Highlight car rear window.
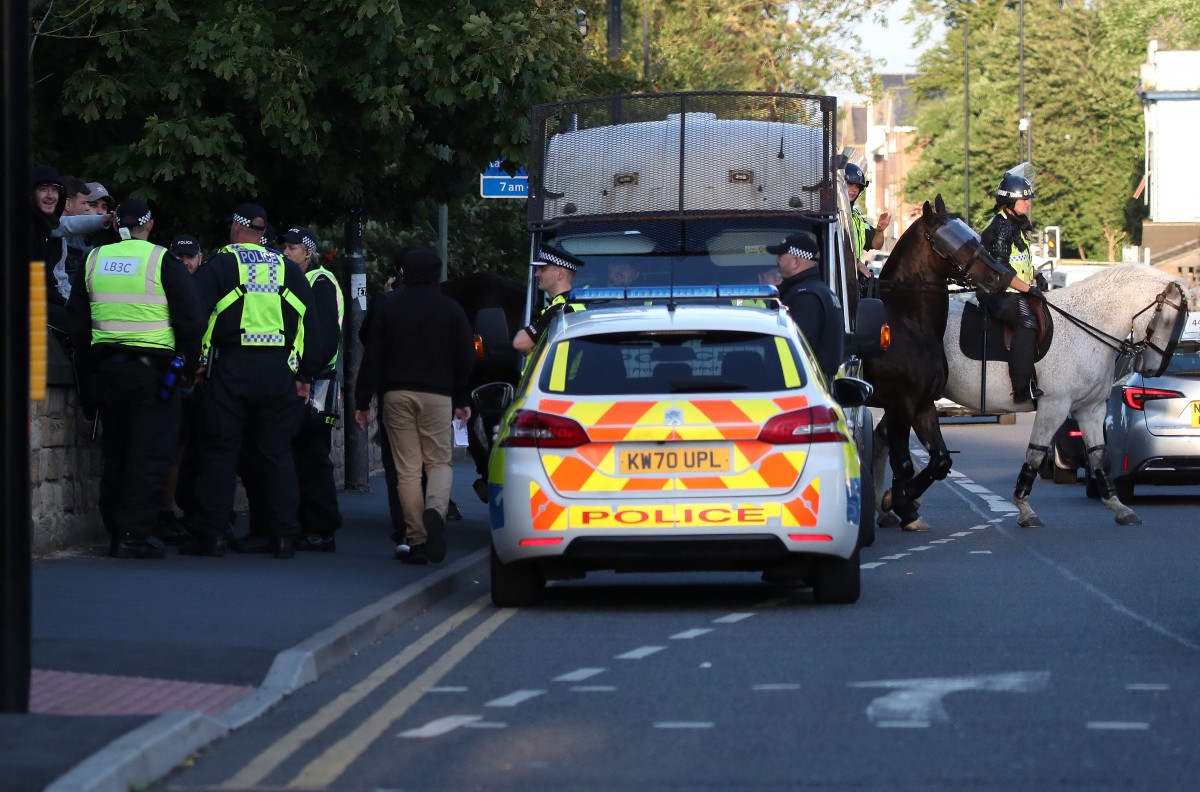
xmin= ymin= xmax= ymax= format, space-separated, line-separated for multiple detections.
xmin=538 ymin=330 xmax=806 ymax=396
xmin=1166 ymin=344 xmax=1200 ymax=376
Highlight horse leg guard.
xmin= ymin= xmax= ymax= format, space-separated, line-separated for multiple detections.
xmin=1013 ymin=462 xmax=1044 ymax=528
xmin=1089 ymin=450 xmax=1142 ymax=526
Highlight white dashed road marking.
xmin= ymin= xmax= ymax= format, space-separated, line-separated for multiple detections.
xmin=554 ymin=668 xmax=605 ymax=682
xmin=671 ymin=628 xmax=714 ymax=640
xmin=1087 ymin=722 xmax=1150 ymax=731
xmin=399 ymin=715 xmax=482 ymax=738
xmin=654 ymin=722 xmax=713 ymax=729
xmin=485 ymin=690 xmax=545 ymax=707
xmin=1126 ymin=683 xmax=1169 ymax=691
xmin=752 ymin=684 xmax=802 ymax=691
xmin=425 ymin=686 xmax=468 ymax=693
xmin=570 ymin=685 xmax=617 ymax=692
xmin=617 ymin=646 xmax=666 ymax=660
xmin=969 ymin=551 xmax=993 ymax=554
xmin=860 ymin=562 xmax=886 ymax=569
xmin=713 ymin=613 xmax=755 ymax=624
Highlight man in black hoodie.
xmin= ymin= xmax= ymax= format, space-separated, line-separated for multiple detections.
xmin=354 ymin=247 xmax=473 ymax=565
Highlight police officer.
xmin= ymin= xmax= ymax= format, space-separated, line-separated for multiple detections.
xmin=846 ymin=163 xmax=889 ymax=291
xmin=181 ymin=203 xmax=321 ymax=558
xmin=66 ymin=199 xmax=203 ymax=558
xmin=512 ymin=245 xmax=586 ymax=354
xmin=979 ymin=171 xmax=1045 ymax=404
xmin=282 ymin=225 xmax=344 ymax=551
xmin=768 ymin=231 xmax=843 ymax=379
xmin=170 ymin=234 xmax=204 ymax=274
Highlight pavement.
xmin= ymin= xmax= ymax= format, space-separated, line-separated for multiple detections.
xmin=0 ymin=458 xmax=493 ymax=792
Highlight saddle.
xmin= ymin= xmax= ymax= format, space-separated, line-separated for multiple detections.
xmin=958 ymin=296 xmax=1054 ymax=362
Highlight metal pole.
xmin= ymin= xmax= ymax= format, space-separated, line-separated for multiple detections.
xmin=608 ymin=0 xmax=622 ymax=61
xmin=1018 ymin=0 xmax=1025 ymax=162
xmin=641 ymin=10 xmax=650 ymax=81
xmin=963 ymin=19 xmax=970 ymax=220
xmin=2 ymin=0 xmax=32 ymax=714
xmin=342 ymin=209 xmax=369 ymax=491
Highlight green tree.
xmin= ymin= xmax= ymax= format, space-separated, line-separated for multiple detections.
xmin=905 ymin=0 xmax=1200 ymax=259
xmin=31 ymin=0 xmax=594 ymax=253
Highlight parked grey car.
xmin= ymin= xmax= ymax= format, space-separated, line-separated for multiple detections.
xmin=1088 ymin=317 xmax=1200 ymax=500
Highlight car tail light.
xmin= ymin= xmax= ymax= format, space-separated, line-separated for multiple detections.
xmin=758 ymin=406 xmax=845 ymax=444
xmin=500 ymin=409 xmax=589 ymax=448
xmin=1122 ymin=385 xmax=1184 ymax=411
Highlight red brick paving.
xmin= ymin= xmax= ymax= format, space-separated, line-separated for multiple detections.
xmin=30 ymin=669 xmax=253 ymax=716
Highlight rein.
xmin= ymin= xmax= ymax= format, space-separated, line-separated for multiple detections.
xmin=1041 ymin=284 xmax=1185 ymax=358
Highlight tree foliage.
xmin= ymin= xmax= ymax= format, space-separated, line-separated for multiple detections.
xmin=32 ymin=0 xmax=591 ymax=254
xmin=904 ymin=0 xmax=1200 ymax=260
xmin=31 ymin=0 xmax=899 ymax=278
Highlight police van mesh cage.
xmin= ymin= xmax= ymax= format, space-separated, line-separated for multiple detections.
xmin=527 ymin=91 xmax=837 ymax=228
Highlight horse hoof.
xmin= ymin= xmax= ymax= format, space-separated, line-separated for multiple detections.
xmin=881 ymin=489 xmax=893 ymax=512
xmin=901 ymin=518 xmax=931 ymax=532
xmin=1018 ymin=515 xmax=1045 ymax=528
xmin=1116 ymin=511 xmax=1142 ymax=526
xmin=877 ymin=513 xmax=900 ymax=528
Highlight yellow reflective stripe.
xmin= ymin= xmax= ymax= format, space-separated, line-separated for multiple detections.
xmin=91 ymin=292 xmax=168 ymax=305
xmin=548 ymin=341 xmax=570 ymax=392
xmin=776 ymin=337 xmax=801 ymax=387
xmin=94 ymin=319 xmax=171 ymax=332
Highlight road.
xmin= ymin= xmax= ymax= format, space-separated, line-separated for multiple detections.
xmin=158 ymin=415 xmax=1200 ymax=791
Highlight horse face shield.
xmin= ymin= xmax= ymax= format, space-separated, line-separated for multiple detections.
xmin=930 ymin=219 xmax=1015 ymax=295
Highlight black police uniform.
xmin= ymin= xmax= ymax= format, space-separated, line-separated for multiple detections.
xmin=979 ymin=210 xmax=1040 ymax=400
xmin=185 ymin=243 xmax=321 ymax=556
xmin=65 ymin=236 xmax=203 ymax=557
xmin=779 ymin=267 xmax=844 ymax=380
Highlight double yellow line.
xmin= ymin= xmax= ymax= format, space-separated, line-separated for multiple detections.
xmin=220 ymin=595 xmax=515 ymax=790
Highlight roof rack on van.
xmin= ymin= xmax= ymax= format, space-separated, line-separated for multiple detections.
xmin=568 ymin=284 xmax=781 ymax=308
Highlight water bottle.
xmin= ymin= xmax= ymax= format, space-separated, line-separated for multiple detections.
xmin=159 ymin=355 xmax=185 ymax=401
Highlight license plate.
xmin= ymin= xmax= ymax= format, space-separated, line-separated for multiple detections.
xmin=1191 ymin=401 xmax=1200 ymax=428
xmin=618 ymin=448 xmax=730 ymax=474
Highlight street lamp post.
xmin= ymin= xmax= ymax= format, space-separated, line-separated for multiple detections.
xmin=964 ymin=18 xmax=971 ymax=221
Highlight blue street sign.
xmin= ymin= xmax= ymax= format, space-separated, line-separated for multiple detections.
xmin=481 ymin=159 xmax=528 ymax=199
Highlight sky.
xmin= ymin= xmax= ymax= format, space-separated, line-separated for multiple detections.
xmin=838 ymin=2 xmax=944 ymax=100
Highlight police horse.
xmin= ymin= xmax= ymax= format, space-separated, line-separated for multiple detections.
xmin=866 ymin=196 xmax=1189 ymax=530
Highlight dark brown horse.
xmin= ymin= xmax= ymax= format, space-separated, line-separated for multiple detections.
xmin=862 ymin=196 xmax=1014 ymax=531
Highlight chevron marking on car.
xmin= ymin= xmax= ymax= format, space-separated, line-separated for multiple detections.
xmin=540 ymin=445 xmax=809 ymax=493
xmin=529 ymin=482 xmax=569 ymax=531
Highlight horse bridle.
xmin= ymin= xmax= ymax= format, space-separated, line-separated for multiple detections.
xmin=878 ymin=216 xmax=1012 ymax=294
xmin=1042 ymin=280 xmax=1188 ymax=361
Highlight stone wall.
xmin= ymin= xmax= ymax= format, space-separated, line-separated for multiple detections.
xmin=29 ymin=341 xmax=382 ymax=557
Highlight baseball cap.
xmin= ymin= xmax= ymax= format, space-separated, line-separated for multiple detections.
xmin=765 ymin=232 xmax=820 ymax=260
xmin=531 ymin=245 xmax=585 ymax=272
xmin=230 ymin=202 xmax=268 ymax=231
xmin=116 ymin=198 xmax=153 ymax=228
xmin=170 ymin=234 xmax=201 ymax=256
xmin=85 ymin=182 xmax=113 ymax=209
xmin=281 ymin=226 xmax=318 ymax=252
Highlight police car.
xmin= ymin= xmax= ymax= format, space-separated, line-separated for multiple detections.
xmin=487 ymin=287 xmax=872 ymax=607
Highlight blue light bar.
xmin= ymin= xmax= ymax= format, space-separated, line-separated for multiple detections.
xmin=572 ymin=287 xmax=627 ymax=300
xmin=718 ymin=284 xmax=779 ymax=299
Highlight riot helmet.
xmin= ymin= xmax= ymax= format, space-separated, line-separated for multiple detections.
xmin=996 ymin=173 xmax=1034 ymax=203
xmin=845 ymin=162 xmax=869 ymax=189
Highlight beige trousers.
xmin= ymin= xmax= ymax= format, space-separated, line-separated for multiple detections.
xmin=381 ymin=390 xmax=453 ymax=545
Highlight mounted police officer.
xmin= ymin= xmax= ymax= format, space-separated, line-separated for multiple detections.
xmin=182 ymin=203 xmax=321 ymax=558
xmin=512 ymin=245 xmax=586 ymax=354
xmin=978 ymin=171 xmax=1045 ymax=404
xmin=768 ymin=231 xmax=843 ymax=380
xmin=282 ymin=225 xmax=345 ymax=551
xmin=66 ymin=199 xmax=203 ymax=558
xmin=846 ymin=162 xmax=889 ymax=293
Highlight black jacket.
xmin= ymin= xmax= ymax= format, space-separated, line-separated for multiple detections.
xmin=354 ymin=282 xmax=474 ymax=411
xmin=780 ymin=267 xmax=844 ymax=379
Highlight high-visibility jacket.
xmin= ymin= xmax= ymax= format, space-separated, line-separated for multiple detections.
xmin=201 ymin=244 xmax=307 ymax=372
xmin=993 ymin=211 xmax=1034 ymax=291
xmin=851 ymin=207 xmax=870 ymax=262
xmin=85 ymin=239 xmax=174 ymax=351
xmin=306 ymin=264 xmax=344 ymax=371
